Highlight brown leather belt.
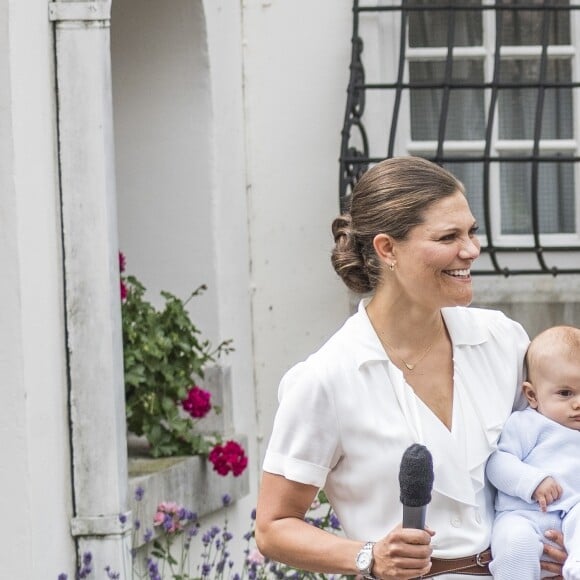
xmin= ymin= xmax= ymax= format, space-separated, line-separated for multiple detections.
xmin=422 ymin=548 xmax=492 ymax=578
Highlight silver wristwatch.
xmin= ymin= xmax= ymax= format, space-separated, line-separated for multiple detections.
xmin=355 ymin=541 xmax=376 ymax=579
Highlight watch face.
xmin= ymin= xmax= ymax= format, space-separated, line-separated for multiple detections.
xmin=356 ymin=552 xmax=372 ymax=570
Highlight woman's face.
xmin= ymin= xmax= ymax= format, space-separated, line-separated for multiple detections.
xmin=389 ymin=191 xmax=481 ymax=309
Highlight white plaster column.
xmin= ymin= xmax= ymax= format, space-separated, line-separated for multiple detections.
xmin=50 ymin=0 xmax=131 ymax=575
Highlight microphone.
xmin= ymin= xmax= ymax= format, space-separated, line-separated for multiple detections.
xmin=399 ymin=443 xmax=434 ymax=529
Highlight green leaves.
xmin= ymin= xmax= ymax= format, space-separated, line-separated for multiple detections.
xmin=121 ymin=274 xmax=232 ymax=458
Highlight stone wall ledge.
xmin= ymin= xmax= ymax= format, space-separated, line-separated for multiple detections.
xmin=128 ymin=434 xmax=249 ymax=548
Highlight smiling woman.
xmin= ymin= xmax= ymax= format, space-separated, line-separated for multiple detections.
xmin=255 ymin=156 xmax=568 ymax=580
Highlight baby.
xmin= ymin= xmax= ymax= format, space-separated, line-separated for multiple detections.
xmin=486 ymin=325 xmax=580 ymax=580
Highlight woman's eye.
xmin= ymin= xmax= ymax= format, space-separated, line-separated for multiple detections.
xmin=470 ymin=225 xmax=480 ymax=236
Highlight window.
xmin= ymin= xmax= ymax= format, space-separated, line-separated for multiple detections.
xmin=340 ymin=0 xmax=580 ymax=275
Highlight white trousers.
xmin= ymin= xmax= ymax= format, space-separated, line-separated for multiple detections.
xmin=490 ymin=504 xmax=580 ymax=580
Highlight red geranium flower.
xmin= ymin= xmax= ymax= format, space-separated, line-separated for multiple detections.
xmin=181 ymin=385 xmax=212 ymax=419
xmin=119 ymin=251 xmax=126 ymax=273
xmin=120 ymin=279 xmax=128 ymax=301
xmin=208 ymin=440 xmax=248 ymax=477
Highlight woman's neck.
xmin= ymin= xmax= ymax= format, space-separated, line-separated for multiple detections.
xmin=365 ymin=292 xmax=444 ymax=348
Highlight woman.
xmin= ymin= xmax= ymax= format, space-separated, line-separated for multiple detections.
xmin=255 ymin=157 xmax=566 ymax=579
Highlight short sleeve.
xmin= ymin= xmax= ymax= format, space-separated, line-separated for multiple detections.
xmin=262 ymin=359 xmax=342 ymax=488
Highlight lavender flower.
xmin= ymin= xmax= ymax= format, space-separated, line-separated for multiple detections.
xmin=201 ymin=563 xmax=212 ymax=577
xmin=202 ymin=530 xmax=212 ymax=546
xmin=105 ymin=565 xmax=120 ymax=579
xmin=77 ymin=552 xmax=93 ymax=579
xmin=134 ymin=486 xmax=145 ymax=501
xmin=147 ymin=558 xmax=161 ymax=580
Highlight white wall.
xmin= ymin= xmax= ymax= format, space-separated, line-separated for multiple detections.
xmin=203 ymin=0 xmax=259 ymax=519
xmin=0 ymin=1 xmax=74 ymax=577
xmin=112 ymin=0 xmax=219 ymax=339
xmin=241 ymin=0 xmax=353 ymax=458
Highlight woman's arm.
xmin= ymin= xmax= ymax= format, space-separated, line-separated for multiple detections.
xmin=255 ymin=472 xmax=433 ymax=579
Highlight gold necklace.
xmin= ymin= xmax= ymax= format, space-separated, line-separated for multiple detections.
xmin=380 ymin=319 xmax=443 ymax=372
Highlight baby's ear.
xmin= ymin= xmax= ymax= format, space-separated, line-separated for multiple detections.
xmin=522 ymin=381 xmax=539 ymax=408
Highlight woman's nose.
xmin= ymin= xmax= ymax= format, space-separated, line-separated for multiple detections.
xmin=459 ymin=236 xmax=481 ymax=260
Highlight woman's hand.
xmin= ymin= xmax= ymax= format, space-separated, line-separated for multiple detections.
xmin=371 ymin=525 xmax=434 ymax=579
xmin=541 ymin=529 xmax=567 ymax=579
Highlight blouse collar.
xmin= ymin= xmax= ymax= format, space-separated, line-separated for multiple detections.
xmin=352 ymin=298 xmax=489 ymax=369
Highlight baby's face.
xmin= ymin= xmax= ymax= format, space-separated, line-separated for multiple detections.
xmin=528 ymin=356 xmax=580 ymax=430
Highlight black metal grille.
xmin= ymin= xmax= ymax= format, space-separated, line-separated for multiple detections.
xmin=339 ymin=1 xmax=580 ymax=276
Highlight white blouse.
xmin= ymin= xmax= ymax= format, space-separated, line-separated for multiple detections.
xmin=263 ymin=299 xmax=530 ymax=578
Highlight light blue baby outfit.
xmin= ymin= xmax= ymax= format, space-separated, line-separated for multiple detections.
xmin=486 ymin=407 xmax=580 ymax=579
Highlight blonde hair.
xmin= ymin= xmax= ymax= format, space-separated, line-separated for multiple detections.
xmin=525 ymin=325 xmax=580 ymax=383
xmin=331 ymin=157 xmax=464 ymax=293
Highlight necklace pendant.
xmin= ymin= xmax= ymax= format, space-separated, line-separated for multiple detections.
xmin=404 ymin=361 xmax=415 ymax=371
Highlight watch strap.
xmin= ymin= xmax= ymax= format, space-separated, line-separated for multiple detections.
xmin=356 ymin=541 xmax=376 ymax=577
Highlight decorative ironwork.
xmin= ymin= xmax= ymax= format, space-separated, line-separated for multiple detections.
xmin=339 ymin=0 xmax=580 ymax=275
xmin=339 ymin=35 xmax=369 ymax=212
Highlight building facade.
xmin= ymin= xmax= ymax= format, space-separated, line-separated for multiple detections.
xmin=1 ymin=1 xmax=578 ymax=577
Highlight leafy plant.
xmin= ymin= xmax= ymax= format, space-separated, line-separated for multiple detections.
xmin=120 ymin=253 xmax=239 ymax=462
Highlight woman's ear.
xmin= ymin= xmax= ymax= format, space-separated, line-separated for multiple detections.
xmin=522 ymin=381 xmax=539 ymax=408
xmin=372 ymin=233 xmax=396 ymax=265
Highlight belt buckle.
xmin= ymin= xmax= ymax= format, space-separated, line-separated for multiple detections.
xmin=476 ymin=550 xmax=491 ymax=567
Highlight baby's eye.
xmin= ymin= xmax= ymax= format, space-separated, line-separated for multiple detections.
xmin=558 ymin=389 xmax=573 ymax=397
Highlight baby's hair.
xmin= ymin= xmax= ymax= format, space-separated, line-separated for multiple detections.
xmin=331 ymin=156 xmax=464 ymax=294
xmin=525 ymin=325 xmax=580 ymax=383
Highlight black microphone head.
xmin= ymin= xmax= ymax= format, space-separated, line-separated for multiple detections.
xmin=399 ymin=443 xmax=434 ymax=507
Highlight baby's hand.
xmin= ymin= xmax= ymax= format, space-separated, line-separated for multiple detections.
xmin=532 ymin=477 xmax=562 ymax=512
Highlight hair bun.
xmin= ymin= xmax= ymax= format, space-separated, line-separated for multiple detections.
xmin=332 ymin=214 xmax=353 ymax=244
xmin=331 ymin=213 xmax=372 ymax=294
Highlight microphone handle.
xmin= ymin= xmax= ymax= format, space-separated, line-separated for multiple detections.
xmin=402 ymin=504 xmax=426 ymax=529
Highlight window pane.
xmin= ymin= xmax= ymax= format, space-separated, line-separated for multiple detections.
xmin=444 ymin=161 xmax=486 ymax=235
xmin=408 ymin=0 xmax=483 ymax=48
xmin=410 ymin=60 xmax=485 ymax=140
xmin=499 ymin=0 xmax=570 ymax=46
xmin=498 ymin=58 xmax=573 ymax=139
xmin=500 ymin=160 xmax=576 ymax=234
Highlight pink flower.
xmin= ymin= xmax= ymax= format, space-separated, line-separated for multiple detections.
xmin=158 ymin=501 xmax=179 ymax=514
xmin=208 ymin=440 xmax=248 ymax=477
xmin=181 ymin=386 xmax=212 ymax=419
xmin=119 ymin=251 xmax=126 ymax=273
xmin=153 ymin=501 xmax=192 ymax=534
xmin=247 ymin=548 xmax=265 ymax=565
